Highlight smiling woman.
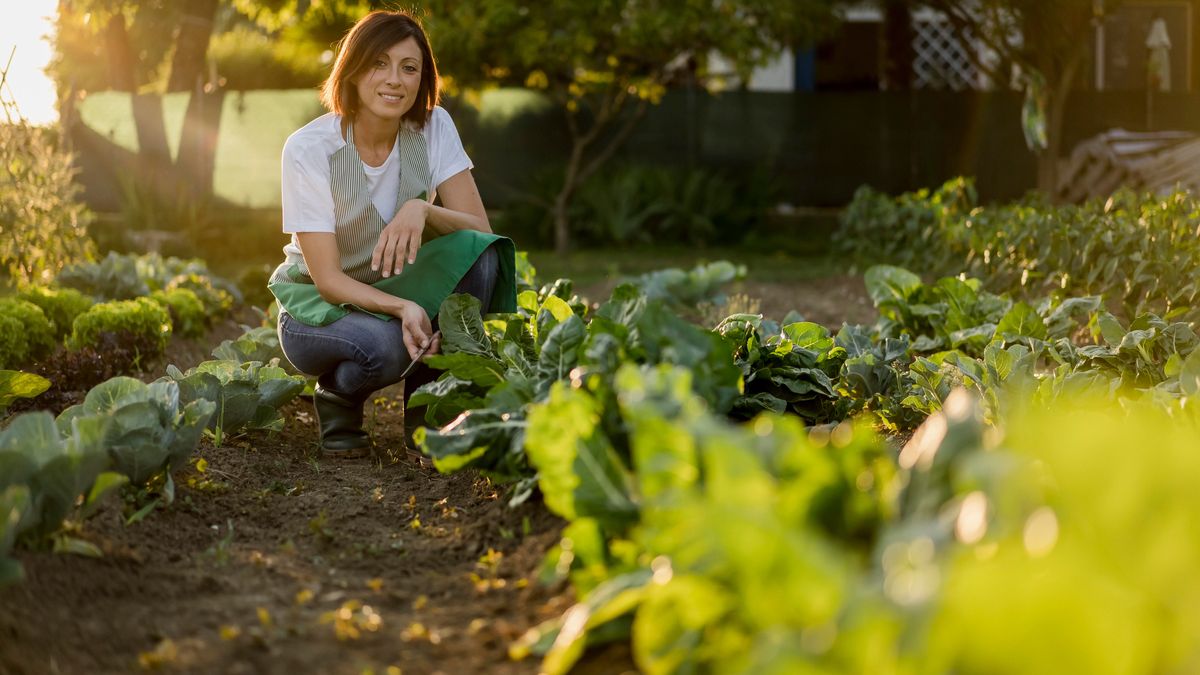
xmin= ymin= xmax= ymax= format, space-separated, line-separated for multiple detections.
xmin=0 ymin=0 xmax=57 ymax=125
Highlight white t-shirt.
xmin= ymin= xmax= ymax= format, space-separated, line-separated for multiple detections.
xmin=280 ymin=106 xmax=473 ymax=235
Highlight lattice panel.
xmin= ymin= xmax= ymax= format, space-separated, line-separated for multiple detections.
xmin=913 ymin=19 xmax=982 ymax=91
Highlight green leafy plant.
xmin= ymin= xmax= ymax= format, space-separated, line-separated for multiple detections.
xmin=0 ymin=299 xmax=56 ymax=366
xmin=57 ymin=251 xmax=149 ymax=301
xmin=56 ymin=376 xmax=215 ymax=490
xmin=0 ymin=120 xmax=94 ymax=287
xmin=66 ymin=297 xmax=173 ymax=357
xmin=0 ymin=370 xmax=51 ymax=415
xmin=16 ymin=286 xmax=93 ymax=340
xmin=150 ymin=288 xmax=207 ymax=338
xmin=165 ymin=360 xmax=305 ymax=446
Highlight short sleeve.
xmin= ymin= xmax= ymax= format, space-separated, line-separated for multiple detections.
xmin=280 ymin=135 xmax=336 ymax=234
xmin=429 ymin=107 xmax=474 ymax=190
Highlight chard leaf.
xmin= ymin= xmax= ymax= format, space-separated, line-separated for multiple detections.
xmin=537 ymin=314 xmax=586 ymax=383
xmin=409 ymin=374 xmax=486 ymax=427
xmin=781 ymin=322 xmax=833 ymax=351
xmin=864 ymin=265 xmax=922 ymax=307
xmin=525 ymin=383 xmax=637 ymax=531
xmin=439 ymin=293 xmax=492 ymax=356
xmin=997 ymin=302 xmax=1048 ymax=341
xmin=0 ymin=371 xmax=50 ymax=411
xmin=595 ymin=284 xmax=646 ymax=330
xmin=418 ymin=407 xmax=526 ymax=478
xmin=733 ymin=392 xmax=788 ymax=416
xmin=423 ymin=353 xmax=506 ymax=387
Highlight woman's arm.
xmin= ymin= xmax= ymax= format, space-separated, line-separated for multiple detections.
xmin=297 ymin=231 xmax=435 ymax=358
xmin=424 ymin=168 xmax=491 ymax=235
xmin=373 ymin=167 xmax=491 ymax=276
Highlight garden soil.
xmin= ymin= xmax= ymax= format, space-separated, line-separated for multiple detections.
xmin=0 ymin=277 xmax=873 ymax=675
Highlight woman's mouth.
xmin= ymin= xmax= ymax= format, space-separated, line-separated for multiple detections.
xmin=379 ymin=93 xmax=403 ymax=103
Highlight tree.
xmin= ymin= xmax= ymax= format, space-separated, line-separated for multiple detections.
xmin=921 ymin=0 xmax=1115 ymax=195
xmin=52 ymin=0 xmax=225 ymax=208
xmin=423 ymin=1 xmax=839 ymax=253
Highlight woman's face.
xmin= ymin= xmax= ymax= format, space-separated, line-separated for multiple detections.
xmin=352 ymin=37 xmax=423 ymax=124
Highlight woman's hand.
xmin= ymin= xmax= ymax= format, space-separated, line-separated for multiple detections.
xmin=372 ymin=199 xmax=428 ymax=277
xmin=395 ymin=299 xmax=435 ymax=361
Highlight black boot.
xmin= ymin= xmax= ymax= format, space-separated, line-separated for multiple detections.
xmin=313 ymin=386 xmax=371 ymax=457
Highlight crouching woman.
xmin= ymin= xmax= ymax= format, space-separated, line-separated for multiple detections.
xmin=268 ymin=10 xmax=515 ymax=457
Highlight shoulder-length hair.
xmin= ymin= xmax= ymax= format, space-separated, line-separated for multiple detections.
xmin=320 ymin=11 xmax=439 ymax=130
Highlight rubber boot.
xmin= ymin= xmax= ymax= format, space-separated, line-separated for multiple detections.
xmin=313 ymin=386 xmax=371 ymax=457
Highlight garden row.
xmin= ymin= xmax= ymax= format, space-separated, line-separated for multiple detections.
xmin=406 ymin=186 xmax=1200 ymax=673
xmin=835 ymin=177 xmax=1200 ymax=321
xmin=0 ymin=251 xmax=242 ymax=373
xmin=0 ymin=282 xmax=302 ymax=586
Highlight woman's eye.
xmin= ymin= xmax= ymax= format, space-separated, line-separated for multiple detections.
xmin=374 ymin=60 xmax=386 ymax=68
xmin=403 ymin=65 xmax=418 ymax=73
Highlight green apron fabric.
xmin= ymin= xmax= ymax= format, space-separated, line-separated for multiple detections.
xmin=270 ymin=230 xmax=516 ymax=325
xmin=268 ymin=119 xmax=516 ymax=326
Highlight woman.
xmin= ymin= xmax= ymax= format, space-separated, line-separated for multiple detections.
xmin=269 ymin=10 xmax=515 ymax=458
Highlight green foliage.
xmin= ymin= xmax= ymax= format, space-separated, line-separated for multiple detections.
xmin=58 ymin=251 xmax=240 ymax=311
xmin=208 ymin=24 xmax=328 ymax=90
xmin=413 ymin=276 xmax=743 ymax=479
xmin=211 ymin=326 xmax=286 ymax=367
xmin=0 ymin=299 xmax=56 ymax=366
xmin=0 ymin=122 xmax=94 ymax=287
xmin=0 ymin=371 xmax=51 ymax=415
xmin=518 ymin=361 xmax=1200 ymax=674
xmin=166 ymin=273 xmax=235 ymax=316
xmin=67 ymin=297 xmax=173 ymax=356
xmin=17 ymin=286 xmax=93 ymax=340
xmin=57 ymin=251 xmax=150 ymax=300
xmin=56 ymin=377 xmax=215 ymax=488
xmin=836 ymin=180 xmax=1200 ymax=321
xmin=150 ymin=288 xmax=207 ymax=338
xmin=0 ymin=409 xmax=115 ymax=545
xmin=165 ymin=360 xmax=305 ymax=443
xmin=501 ymin=164 xmax=778 ymax=247
xmin=0 ymin=316 xmax=28 ymax=372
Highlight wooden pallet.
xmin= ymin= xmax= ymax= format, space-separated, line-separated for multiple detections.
xmin=1057 ymin=129 xmax=1200 ymax=202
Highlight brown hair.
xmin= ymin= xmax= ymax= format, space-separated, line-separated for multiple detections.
xmin=320 ymin=11 xmax=439 ymax=130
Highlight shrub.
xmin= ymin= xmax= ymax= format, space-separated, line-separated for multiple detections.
xmin=166 ymin=273 xmax=233 ymax=317
xmin=16 ymin=286 xmax=93 ymax=340
xmin=0 ymin=299 xmax=55 ymax=363
xmin=67 ymin=298 xmax=172 ymax=356
xmin=149 ymin=288 xmax=207 ymax=338
xmin=0 ymin=122 xmax=94 ymax=286
xmin=0 ymin=315 xmax=29 ymax=370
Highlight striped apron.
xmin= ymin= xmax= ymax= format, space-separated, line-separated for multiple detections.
xmin=268 ymin=121 xmax=516 ymax=326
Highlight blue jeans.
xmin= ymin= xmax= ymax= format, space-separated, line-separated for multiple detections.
xmin=278 ymin=245 xmax=499 ymax=404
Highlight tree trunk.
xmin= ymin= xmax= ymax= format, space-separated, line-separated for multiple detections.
xmin=1037 ymin=45 xmax=1086 ymax=199
xmin=166 ymin=0 xmax=219 ymax=92
xmin=552 ymin=141 xmax=585 ymax=255
xmin=176 ymin=87 xmax=225 ymax=201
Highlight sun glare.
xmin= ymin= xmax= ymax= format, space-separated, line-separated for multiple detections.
xmin=0 ymin=0 xmax=58 ymax=125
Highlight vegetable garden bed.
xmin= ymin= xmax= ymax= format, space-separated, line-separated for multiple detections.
xmin=0 ymin=276 xmax=848 ymax=674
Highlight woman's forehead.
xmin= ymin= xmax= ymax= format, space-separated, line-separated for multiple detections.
xmin=378 ymin=38 xmax=422 ymax=61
